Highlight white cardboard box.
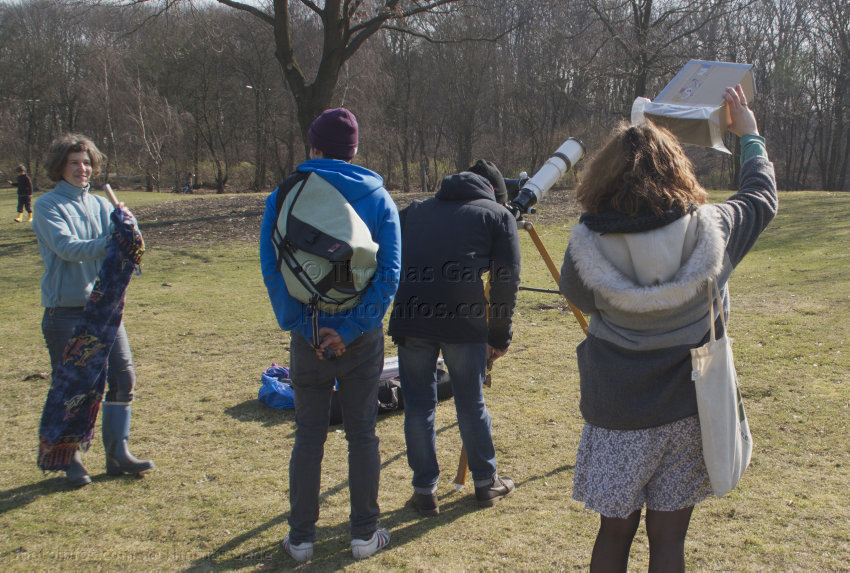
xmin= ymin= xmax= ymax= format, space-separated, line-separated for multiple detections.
xmin=631 ymin=60 xmax=755 ymax=154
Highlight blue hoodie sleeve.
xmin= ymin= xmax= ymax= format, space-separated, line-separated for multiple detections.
xmin=259 ymin=189 xmax=305 ymax=332
xmin=333 ymin=191 xmax=401 ymax=346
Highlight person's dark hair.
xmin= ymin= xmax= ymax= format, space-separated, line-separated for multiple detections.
xmin=576 ymin=121 xmax=707 ymax=216
xmin=44 ymin=133 xmax=104 ymax=183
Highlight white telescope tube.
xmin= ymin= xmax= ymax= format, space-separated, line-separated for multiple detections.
xmin=511 ymin=137 xmax=586 ymax=215
xmin=523 ymin=137 xmax=585 ymax=201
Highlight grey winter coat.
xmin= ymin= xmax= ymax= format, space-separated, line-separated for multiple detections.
xmin=559 ymin=153 xmax=777 ymax=430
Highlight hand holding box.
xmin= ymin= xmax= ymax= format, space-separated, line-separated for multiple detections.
xmin=631 ymin=60 xmax=755 ymax=154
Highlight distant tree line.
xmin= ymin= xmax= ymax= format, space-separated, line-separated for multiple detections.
xmin=0 ymin=0 xmax=847 ymax=193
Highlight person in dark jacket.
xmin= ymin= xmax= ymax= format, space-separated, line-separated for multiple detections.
xmin=11 ymin=164 xmax=33 ymax=222
xmin=388 ymin=159 xmax=521 ymax=515
xmin=559 ymin=85 xmax=776 ymax=571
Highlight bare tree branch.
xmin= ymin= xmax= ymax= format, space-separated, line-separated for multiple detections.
xmin=214 ymin=0 xmax=274 ymax=25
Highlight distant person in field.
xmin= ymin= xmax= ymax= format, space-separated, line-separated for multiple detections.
xmin=10 ymin=164 xmax=33 ymax=222
xmin=259 ymin=108 xmax=401 ymax=562
xmin=32 ymin=133 xmax=154 ymax=487
xmin=183 ymin=172 xmax=194 ymax=194
xmin=558 ymin=84 xmax=777 ymax=571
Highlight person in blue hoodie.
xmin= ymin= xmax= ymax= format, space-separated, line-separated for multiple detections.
xmin=259 ymin=108 xmax=401 ymax=562
xmin=32 ymin=133 xmax=154 ymax=487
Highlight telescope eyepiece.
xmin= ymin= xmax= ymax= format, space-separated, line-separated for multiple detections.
xmin=503 ymin=176 xmax=529 ymax=202
xmin=509 ymin=188 xmax=538 ymax=219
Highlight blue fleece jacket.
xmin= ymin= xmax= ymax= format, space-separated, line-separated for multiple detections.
xmin=259 ymin=159 xmax=401 ymax=346
xmin=32 ymin=180 xmax=114 ymax=307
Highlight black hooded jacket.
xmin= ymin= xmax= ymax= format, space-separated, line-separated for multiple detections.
xmin=388 ymin=172 xmax=521 ymax=348
xmin=15 ymin=173 xmax=32 ymax=197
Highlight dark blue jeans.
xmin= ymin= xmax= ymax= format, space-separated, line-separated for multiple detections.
xmin=287 ymin=327 xmax=384 ymax=543
xmin=41 ymin=306 xmax=135 ymax=402
xmin=398 ymin=337 xmax=497 ymax=492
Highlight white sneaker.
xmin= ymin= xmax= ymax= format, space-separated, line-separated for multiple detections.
xmin=351 ymin=527 xmax=390 ymax=560
xmin=282 ymin=534 xmax=313 ymax=562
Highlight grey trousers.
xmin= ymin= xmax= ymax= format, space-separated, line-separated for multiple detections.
xmin=286 ymin=327 xmax=384 ymax=543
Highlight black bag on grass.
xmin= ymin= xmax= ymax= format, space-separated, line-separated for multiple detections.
xmin=328 ymin=368 xmax=452 ymax=425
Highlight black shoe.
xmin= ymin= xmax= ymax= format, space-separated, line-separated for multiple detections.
xmin=475 ymin=476 xmax=514 ymax=507
xmin=409 ymin=492 xmax=439 ymax=516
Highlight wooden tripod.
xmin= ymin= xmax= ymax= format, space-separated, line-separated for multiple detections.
xmin=453 ymin=219 xmax=588 ymax=490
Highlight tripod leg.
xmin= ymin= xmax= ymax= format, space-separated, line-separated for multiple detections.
xmin=453 ymin=446 xmax=468 ymax=491
xmin=522 ymin=221 xmax=588 ymax=334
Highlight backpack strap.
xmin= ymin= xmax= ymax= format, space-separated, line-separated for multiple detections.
xmin=274 ymin=170 xmax=310 ymax=213
xmin=272 ymin=171 xmax=310 ymax=272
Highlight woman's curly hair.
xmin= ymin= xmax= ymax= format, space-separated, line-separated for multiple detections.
xmin=44 ymin=133 xmax=104 ymax=183
xmin=576 ymin=121 xmax=707 ymax=216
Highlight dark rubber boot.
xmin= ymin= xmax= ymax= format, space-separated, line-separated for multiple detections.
xmin=101 ymin=402 xmax=154 ymax=476
xmin=66 ymin=449 xmax=92 ymax=487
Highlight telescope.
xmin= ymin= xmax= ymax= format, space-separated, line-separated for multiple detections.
xmin=508 ymin=137 xmax=586 ymax=217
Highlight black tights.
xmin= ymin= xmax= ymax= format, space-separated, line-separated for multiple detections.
xmin=590 ymin=506 xmax=694 ymax=573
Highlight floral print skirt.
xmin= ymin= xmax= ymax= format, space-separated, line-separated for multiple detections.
xmin=573 ymin=415 xmax=714 ymax=518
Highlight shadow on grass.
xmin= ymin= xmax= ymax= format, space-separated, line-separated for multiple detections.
xmin=224 ymin=399 xmax=407 ymax=431
xmin=183 ymin=421 xmax=570 ymax=570
xmin=225 ymin=398 xmax=294 ymax=428
xmin=517 ymin=463 xmax=575 ymax=489
xmin=182 ymin=513 xmax=288 ymax=572
xmin=0 ymin=470 xmax=160 ymax=517
xmin=181 ymin=478 xmax=488 ymax=571
xmin=0 ymin=476 xmax=73 ymax=514
xmin=165 ymin=249 xmax=213 ymax=264
xmin=0 ymin=229 xmax=36 ymax=258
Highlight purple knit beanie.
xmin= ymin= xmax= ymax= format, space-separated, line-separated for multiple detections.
xmin=307 ymin=108 xmax=359 ymax=159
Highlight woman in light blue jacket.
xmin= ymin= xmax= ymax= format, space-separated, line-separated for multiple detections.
xmin=32 ymin=133 xmax=154 ymax=487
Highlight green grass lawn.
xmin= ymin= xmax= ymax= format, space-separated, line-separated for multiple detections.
xmin=0 ymin=187 xmax=848 ymax=571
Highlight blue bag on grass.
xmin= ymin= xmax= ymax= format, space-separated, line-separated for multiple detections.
xmin=259 ymin=364 xmax=294 ymax=409
xmin=257 ymin=359 xmax=452 ymax=423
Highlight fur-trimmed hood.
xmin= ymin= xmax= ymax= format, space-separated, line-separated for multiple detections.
xmin=567 ymin=206 xmax=725 ymax=313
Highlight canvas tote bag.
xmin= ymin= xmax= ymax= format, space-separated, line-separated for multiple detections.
xmin=691 ymin=278 xmax=753 ymax=497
